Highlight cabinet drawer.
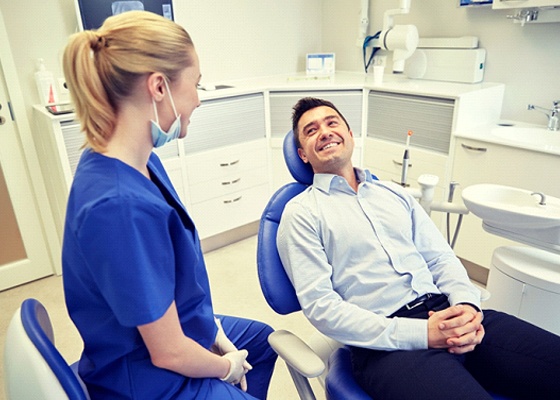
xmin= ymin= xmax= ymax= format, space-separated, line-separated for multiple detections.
xmin=191 ymin=184 xmax=270 ymax=239
xmin=189 ymin=168 xmax=269 ymax=204
xmin=364 ymin=138 xmax=447 ymax=182
xmin=185 ymin=139 xmax=267 ymax=185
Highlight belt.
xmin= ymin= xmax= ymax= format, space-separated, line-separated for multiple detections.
xmin=404 ymin=293 xmax=435 ymax=310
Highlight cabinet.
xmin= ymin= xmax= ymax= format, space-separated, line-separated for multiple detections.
xmin=450 ymin=138 xmax=560 ymax=269
xmin=493 ymin=0 xmax=560 ymax=9
xmin=32 ymin=92 xmax=269 ymax=248
xmin=364 ymin=91 xmax=455 ymax=231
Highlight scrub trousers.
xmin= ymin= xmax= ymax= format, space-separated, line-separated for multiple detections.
xmin=350 ymin=294 xmax=560 ymax=400
xmin=188 ymin=315 xmax=277 ymax=400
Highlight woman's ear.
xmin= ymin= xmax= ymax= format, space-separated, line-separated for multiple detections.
xmin=147 ymin=72 xmax=166 ymax=102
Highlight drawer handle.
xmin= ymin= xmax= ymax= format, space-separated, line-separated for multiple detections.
xmin=219 ymin=159 xmax=240 ymax=167
xmin=392 ymin=159 xmax=412 ymax=167
xmin=461 ymin=143 xmax=487 ymax=152
xmin=223 ymin=196 xmax=242 ymax=204
xmin=221 ymin=178 xmax=241 ymax=186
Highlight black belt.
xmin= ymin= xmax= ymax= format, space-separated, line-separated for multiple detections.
xmin=405 ymin=293 xmax=435 ymax=310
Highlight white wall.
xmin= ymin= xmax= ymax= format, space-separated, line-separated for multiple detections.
xmin=324 ymin=0 xmax=560 ymax=124
xmin=0 ymin=0 xmax=323 ymax=123
xmin=1 ymin=0 xmax=559 ymax=129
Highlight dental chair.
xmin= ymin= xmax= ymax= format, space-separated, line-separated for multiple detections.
xmin=257 ymin=130 xmax=372 ymax=399
xmin=257 ymin=130 xmax=511 ymax=400
xmin=3 ymin=298 xmax=90 ymax=400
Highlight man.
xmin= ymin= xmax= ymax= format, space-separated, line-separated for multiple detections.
xmin=277 ymin=97 xmax=560 ymax=400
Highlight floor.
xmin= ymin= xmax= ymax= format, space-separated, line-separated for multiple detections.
xmin=0 ymin=236 xmax=325 ymax=400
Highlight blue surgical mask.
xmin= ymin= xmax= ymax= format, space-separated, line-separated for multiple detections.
xmin=150 ymin=79 xmax=182 ymax=148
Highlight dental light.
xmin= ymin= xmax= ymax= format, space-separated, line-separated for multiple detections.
xmin=363 ymin=0 xmax=419 ymax=74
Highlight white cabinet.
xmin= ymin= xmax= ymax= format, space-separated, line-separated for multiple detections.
xmin=183 ymin=93 xmax=269 ymax=239
xmin=364 ymin=91 xmax=455 ymax=231
xmin=450 ymin=137 xmax=560 ymax=269
xmin=185 ymin=139 xmax=269 ymax=239
xmin=493 ymin=0 xmax=560 ymax=9
xmin=32 ymin=92 xmax=269 ymax=247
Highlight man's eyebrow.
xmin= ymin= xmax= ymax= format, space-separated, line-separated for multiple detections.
xmin=301 ymin=114 xmax=340 ymax=133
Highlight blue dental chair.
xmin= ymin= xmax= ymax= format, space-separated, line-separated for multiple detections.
xmin=257 ymin=130 xmax=372 ymax=399
xmin=3 ymin=298 xmax=90 ymax=400
xmin=257 ymin=130 xmax=511 ymax=400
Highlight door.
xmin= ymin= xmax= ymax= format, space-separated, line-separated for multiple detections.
xmin=0 ymin=59 xmax=53 ymax=291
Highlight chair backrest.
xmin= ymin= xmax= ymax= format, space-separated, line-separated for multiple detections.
xmin=257 ymin=130 xmax=311 ymax=314
xmin=3 ymin=298 xmax=89 ymax=400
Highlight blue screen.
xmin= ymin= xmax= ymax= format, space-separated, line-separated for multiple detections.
xmin=459 ymin=0 xmax=492 ymax=6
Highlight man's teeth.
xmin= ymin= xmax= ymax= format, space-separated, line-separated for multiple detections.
xmin=322 ymin=143 xmax=338 ymax=150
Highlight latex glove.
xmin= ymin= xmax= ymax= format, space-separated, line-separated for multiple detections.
xmin=212 ymin=318 xmax=252 ymax=391
xmin=221 ymin=350 xmax=249 ymax=386
xmin=212 ymin=318 xmax=238 ymax=355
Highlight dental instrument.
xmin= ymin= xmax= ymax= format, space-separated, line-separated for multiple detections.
xmin=400 ymin=130 xmax=413 ymax=187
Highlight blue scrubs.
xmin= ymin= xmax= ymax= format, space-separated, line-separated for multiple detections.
xmin=63 ymin=150 xmax=275 ymax=399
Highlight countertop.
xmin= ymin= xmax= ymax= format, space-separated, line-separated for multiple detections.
xmin=454 ymin=121 xmax=560 ymax=156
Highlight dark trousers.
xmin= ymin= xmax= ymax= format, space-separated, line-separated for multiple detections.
xmin=350 ymin=295 xmax=560 ymax=400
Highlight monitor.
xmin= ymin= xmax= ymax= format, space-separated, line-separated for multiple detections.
xmin=74 ymin=0 xmax=174 ymax=30
xmin=459 ymin=0 xmax=492 ymax=6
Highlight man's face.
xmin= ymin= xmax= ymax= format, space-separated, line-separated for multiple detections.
xmin=297 ymin=106 xmax=354 ymax=174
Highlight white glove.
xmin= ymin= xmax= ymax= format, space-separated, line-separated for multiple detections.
xmin=213 ymin=318 xmax=252 ymax=391
xmin=221 ymin=350 xmax=249 ymax=386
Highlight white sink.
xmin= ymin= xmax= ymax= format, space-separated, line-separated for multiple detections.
xmin=462 ymin=184 xmax=560 ymax=253
xmin=492 ymin=126 xmax=560 ymax=150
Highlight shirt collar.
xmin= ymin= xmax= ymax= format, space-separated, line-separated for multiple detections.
xmin=313 ymin=167 xmax=374 ymax=193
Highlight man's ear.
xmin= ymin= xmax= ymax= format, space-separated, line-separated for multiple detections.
xmin=297 ymin=148 xmax=309 ymax=164
xmin=147 ymin=72 xmax=166 ymax=102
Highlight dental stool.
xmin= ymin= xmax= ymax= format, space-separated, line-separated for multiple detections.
xmin=257 ymin=130 xmax=372 ymax=399
xmin=3 ymin=298 xmax=90 ymax=400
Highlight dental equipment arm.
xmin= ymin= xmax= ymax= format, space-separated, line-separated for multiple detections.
xmin=365 ymin=0 xmax=419 ymax=73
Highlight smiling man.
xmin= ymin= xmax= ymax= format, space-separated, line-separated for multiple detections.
xmin=276 ymin=97 xmax=560 ymax=400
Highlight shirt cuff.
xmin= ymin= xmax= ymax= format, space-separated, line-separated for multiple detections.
xmin=395 ymin=317 xmax=428 ymax=350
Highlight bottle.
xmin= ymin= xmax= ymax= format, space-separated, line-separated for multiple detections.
xmin=34 ymin=58 xmax=59 ymax=106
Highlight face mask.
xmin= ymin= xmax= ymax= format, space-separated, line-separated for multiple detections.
xmin=150 ymin=79 xmax=182 ymax=148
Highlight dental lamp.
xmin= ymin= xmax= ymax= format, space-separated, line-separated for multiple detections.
xmin=364 ymin=0 xmax=419 ymax=73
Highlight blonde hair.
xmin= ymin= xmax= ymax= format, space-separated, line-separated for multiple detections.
xmin=63 ymin=11 xmax=194 ymax=151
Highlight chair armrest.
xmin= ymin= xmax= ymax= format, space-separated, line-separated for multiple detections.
xmin=268 ymin=330 xmax=326 ymax=378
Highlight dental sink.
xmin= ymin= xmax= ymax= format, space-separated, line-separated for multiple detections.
xmin=491 ymin=126 xmax=560 ymax=149
xmin=462 ymin=184 xmax=560 ymax=254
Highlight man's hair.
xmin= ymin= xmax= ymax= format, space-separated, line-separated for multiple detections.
xmin=291 ymin=97 xmax=351 ymax=148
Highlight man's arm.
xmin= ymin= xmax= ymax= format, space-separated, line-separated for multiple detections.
xmin=277 ymin=200 xmax=427 ymax=351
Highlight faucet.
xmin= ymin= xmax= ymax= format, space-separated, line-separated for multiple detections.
xmin=527 ymin=100 xmax=560 ymax=131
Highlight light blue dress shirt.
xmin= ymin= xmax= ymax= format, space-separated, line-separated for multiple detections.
xmin=277 ymin=168 xmax=481 ymax=351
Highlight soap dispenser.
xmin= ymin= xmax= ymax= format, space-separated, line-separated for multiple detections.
xmin=34 ymin=58 xmax=59 ymax=106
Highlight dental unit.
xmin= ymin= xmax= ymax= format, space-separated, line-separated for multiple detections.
xmin=361 ymin=0 xmax=419 ymax=73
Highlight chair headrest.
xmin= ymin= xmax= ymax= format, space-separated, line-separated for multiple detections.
xmin=283 ymin=130 xmax=314 ymax=185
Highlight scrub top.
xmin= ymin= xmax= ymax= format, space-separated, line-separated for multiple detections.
xmin=62 ymin=150 xmax=217 ymax=399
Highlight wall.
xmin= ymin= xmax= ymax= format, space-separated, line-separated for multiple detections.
xmin=324 ymin=0 xmax=560 ymax=125
xmin=0 ymin=0 xmax=323 ymax=125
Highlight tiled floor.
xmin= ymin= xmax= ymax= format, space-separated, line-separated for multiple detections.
xmin=0 ymin=236 xmax=325 ymax=400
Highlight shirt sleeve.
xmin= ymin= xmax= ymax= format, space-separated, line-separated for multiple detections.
xmin=277 ymin=199 xmax=428 ymax=351
xmin=406 ymin=189 xmax=482 ymax=309
xmin=75 ymin=197 xmax=176 ymax=327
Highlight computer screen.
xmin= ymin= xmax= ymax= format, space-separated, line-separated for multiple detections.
xmin=459 ymin=0 xmax=492 ymax=6
xmin=74 ymin=0 xmax=174 ymax=30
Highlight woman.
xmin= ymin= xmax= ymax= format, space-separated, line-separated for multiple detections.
xmin=62 ymin=11 xmax=276 ymax=399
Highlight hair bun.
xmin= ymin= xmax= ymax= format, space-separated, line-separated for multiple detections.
xmin=90 ymin=33 xmax=107 ymax=52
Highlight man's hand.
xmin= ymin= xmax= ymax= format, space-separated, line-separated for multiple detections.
xmin=427 ymin=304 xmax=484 ymax=354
